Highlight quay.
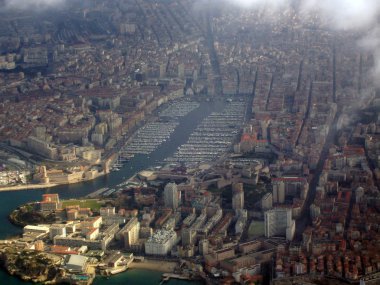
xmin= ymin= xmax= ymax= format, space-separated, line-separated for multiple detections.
xmin=86 ymin=187 xmax=109 ymax=198
xmin=161 ymin=273 xmax=192 ymax=283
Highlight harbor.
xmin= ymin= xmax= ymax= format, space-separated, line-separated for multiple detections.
xmin=0 ymin=97 xmax=247 ymax=285
xmin=166 ymin=100 xmax=247 ymax=164
xmin=161 ymin=273 xmax=192 ymax=283
xmin=107 ymin=97 xmax=248 ymax=175
xmin=122 ymin=121 xmax=179 ymax=156
xmin=121 ymin=99 xmax=202 ymax=157
xmin=116 ymin=97 xmax=248 ymax=168
xmin=158 ymin=100 xmax=200 ymax=118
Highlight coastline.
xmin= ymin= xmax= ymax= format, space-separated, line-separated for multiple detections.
xmin=0 ymin=97 xmax=209 ymax=194
xmin=0 ymin=99 xmax=220 ymax=285
xmin=129 ymin=259 xmax=178 ymax=273
xmin=0 ymin=183 xmax=59 ymax=192
xmin=0 ymin=169 xmax=109 ymax=192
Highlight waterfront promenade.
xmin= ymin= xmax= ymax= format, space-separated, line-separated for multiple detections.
xmin=129 ymin=259 xmax=177 ymax=273
xmin=0 ymin=183 xmax=58 ymax=192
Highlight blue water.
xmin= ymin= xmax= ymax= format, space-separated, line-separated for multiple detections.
xmin=0 ymin=268 xmax=203 ymax=285
xmin=0 ymin=100 xmax=224 ymax=284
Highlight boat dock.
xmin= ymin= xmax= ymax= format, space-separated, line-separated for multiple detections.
xmin=122 ymin=99 xmax=202 ymax=157
xmin=86 ymin=187 xmax=109 ymax=198
xmin=165 ymin=100 xmax=247 ymax=165
xmin=160 ymin=273 xmax=192 ymax=284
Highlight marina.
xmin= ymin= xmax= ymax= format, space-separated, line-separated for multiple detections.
xmin=158 ymin=100 xmax=200 ymax=118
xmin=85 ymin=178 xmax=147 ymax=198
xmin=0 ymin=98 xmax=239 ymax=285
xmin=122 ymin=121 xmax=179 ymax=155
xmin=165 ymin=100 xmax=247 ymax=165
xmin=111 ymin=98 xmax=247 ymax=171
xmin=122 ymin=99 xmax=202 ymax=157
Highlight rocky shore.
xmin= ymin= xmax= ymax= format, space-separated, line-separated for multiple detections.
xmin=8 ymin=203 xmax=55 ymax=227
xmin=0 ymin=245 xmax=63 ymax=283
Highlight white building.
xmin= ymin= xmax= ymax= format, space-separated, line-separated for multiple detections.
xmin=164 ymin=183 xmax=179 ymax=210
xmin=82 ymin=227 xmax=99 ymax=240
xmin=122 ymin=217 xmax=140 ymax=249
xmin=182 ymin=228 xmax=196 ymax=246
xmin=23 ymin=225 xmax=50 ymax=235
xmin=355 ymin=187 xmax=364 ymax=203
xmin=199 ymin=239 xmax=209 ymax=255
xmin=235 ymin=210 xmax=247 ymax=235
xmin=272 ymin=180 xmax=285 ymax=204
xmin=201 ymin=208 xmax=223 ymax=236
xmin=100 ymin=207 xmax=116 ymax=216
xmin=49 ymin=224 xmax=67 ymax=240
xmin=145 ymin=229 xmax=177 ymax=255
xmin=65 ymin=254 xmax=88 ymax=272
xmin=261 ymin=193 xmax=273 ymax=210
xmin=232 ymin=183 xmax=244 ymax=211
xmin=310 ymin=203 xmax=321 ymax=219
xmin=82 ymin=217 xmax=102 ymax=229
xmin=272 ymin=177 xmax=309 ymax=204
xmin=264 ymin=208 xmax=295 ymax=241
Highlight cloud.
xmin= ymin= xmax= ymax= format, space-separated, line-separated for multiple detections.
xmin=301 ymin=0 xmax=380 ymax=86
xmin=224 ymin=0 xmax=288 ymax=9
xmin=221 ymin=0 xmax=380 ymax=30
xmin=224 ymin=0 xmax=380 ymax=30
xmin=359 ymin=27 xmax=380 ymax=85
xmin=300 ymin=0 xmax=379 ymax=30
xmin=220 ymin=0 xmax=380 ymax=86
xmin=4 ymin=0 xmax=66 ymax=10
